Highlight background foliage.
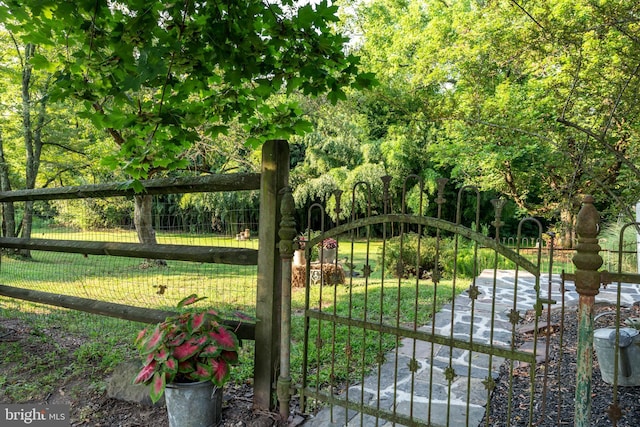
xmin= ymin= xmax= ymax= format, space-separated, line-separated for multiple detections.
xmin=0 ymin=0 xmax=639 ymax=242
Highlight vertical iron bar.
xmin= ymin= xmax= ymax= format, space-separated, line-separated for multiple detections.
xmin=572 ymin=195 xmax=603 ymax=427
xmin=407 ymin=175 xmax=423 ymax=423
xmin=392 ymin=179 xmax=409 ymax=422
xmin=611 ymin=248 xmax=622 ymax=427
xmin=505 ymin=223 xmax=524 ymax=426
xmin=352 ymin=182 xmax=371 ymax=426
xmin=329 ymin=190 xmax=342 ymax=423
xmin=314 ymin=207 xmax=331 ymax=422
xmin=445 ymin=185 xmax=467 ymax=425
xmin=541 ymin=232 xmax=552 ymax=420
xmin=460 ymin=186 xmax=480 ymax=426
xmin=428 ymin=177 xmax=448 ymax=425
xmin=485 ymin=198 xmax=506 ymax=426
xmin=521 ymin=219 xmax=543 ymax=426
xmin=377 ymin=176 xmax=392 ymax=426
xmin=301 ymin=203 xmax=325 ymax=415
xmin=545 ymin=233 xmax=557 ymax=423
xmin=364 ymin=187 xmax=373 ymax=425
xmin=558 ymin=267 xmax=566 ymax=426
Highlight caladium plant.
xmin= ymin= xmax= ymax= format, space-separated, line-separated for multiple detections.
xmin=133 ymin=294 xmax=245 ymax=403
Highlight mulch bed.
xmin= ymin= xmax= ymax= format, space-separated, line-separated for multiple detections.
xmin=484 ymin=301 xmax=640 ymax=426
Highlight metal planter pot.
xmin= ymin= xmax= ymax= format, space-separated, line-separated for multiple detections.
xmin=594 ymin=327 xmax=640 ymax=387
xmin=319 ymin=247 xmax=336 ymax=264
xmin=165 ymin=381 xmax=222 ymax=427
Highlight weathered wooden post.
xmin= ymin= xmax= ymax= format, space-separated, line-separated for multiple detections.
xmin=255 ymin=140 xmax=289 ymax=410
xmin=572 ymin=195 xmax=603 ymax=426
xmin=277 ymin=186 xmax=296 ymax=421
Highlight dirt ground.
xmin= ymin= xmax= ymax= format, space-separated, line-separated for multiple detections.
xmin=0 ymin=318 xmax=293 ymax=426
xmin=3 ymin=301 xmax=640 ymax=426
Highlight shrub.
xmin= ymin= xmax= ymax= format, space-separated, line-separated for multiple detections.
xmin=381 ymin=233 xmax=441 ymax=279
xmin=441 ymin=245 xmax=511 ymax=277
xmin=381 ymin=234 xmax=515 ymax=280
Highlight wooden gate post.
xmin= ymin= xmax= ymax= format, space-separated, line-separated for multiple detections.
xmin=254 ymin=140 xmax=289 ymax=410
xmin=572 ymin=195 xmax=603 ymax=427
xmin=277 ymin=186 xmax=296 ymax=421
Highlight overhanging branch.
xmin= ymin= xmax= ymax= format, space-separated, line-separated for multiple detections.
xmin=557 ymin=117 xmax=640 ymax=179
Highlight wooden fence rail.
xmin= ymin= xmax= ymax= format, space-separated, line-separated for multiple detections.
xmin=0 ymin=139 xmax=289 ymax=410
xmin=0 ymin=237 xmax=258 ymax=264
xmin=0 ymin=285 xmax=255 ymax=340
xmin=0 ymin=173 xmax=261 ymax=201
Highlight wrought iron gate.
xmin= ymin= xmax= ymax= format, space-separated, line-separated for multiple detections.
xmin=561 ymin=217 xmax=640 ymax=427
xmin=297 ymin=178 xmax=564 ymax=426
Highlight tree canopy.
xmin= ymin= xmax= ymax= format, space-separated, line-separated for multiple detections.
xmin=0 ymin=0 xmax=375 ymax=183
xmin=1 ymin=0 xmax=639 ymax=241
xmin=341 ymin=0 xmax=640 ymax=235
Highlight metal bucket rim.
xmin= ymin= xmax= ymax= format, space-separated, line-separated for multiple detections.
xmin=594 ymin=327 xmax=639 ymax=339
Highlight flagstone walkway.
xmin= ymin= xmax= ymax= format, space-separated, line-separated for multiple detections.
xmin=302 ymin=270 xmax=640 ymax=426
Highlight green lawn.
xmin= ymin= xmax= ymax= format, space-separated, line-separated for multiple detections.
xmin=0 ymin=229 xmax=463 ymax=400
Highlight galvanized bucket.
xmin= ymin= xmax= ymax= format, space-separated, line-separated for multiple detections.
xmin=165 ymin=381 xmax=222 ymax=427
xmin=594 ymin=327 xmax=640 ymax=386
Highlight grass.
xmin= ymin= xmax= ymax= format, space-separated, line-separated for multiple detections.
xmin=291 ymin=278 xmax=456 ymax=388
xmin=0 ymin=329 xmax=77 ymax=401
xmin=2 ymin=228 xmax=259 ymax=313
xmin=0 ymin=228 xmax=494 ymax=402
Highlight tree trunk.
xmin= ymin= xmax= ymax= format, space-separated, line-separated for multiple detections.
xmin=558 ymin=204 xmax=575 ymax=249
xmin=0 ymin=131 xmax=16 ymax=239
xmin=18 ymin=43 xmax=38 ymax=258
xmin=134 ymin=194 xmax=166 ymax=266
xmin=20 ymin=201 xmax=34 ymax=249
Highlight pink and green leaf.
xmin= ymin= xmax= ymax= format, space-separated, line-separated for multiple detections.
xmin=166 ymin=332 xmax=186 ymax=347
xmin=134 ymin=328 xmax=148 ymax=347
xmin=177 ymin=294 xmax=207 ymax=308
xmin=221 ymin=350 xmax=239 ymax=365
xmin=149 ymin=371 xmax=166 ymax=404
xmin=200 ymin=344 xmax=221 ymax=358
xmin=154 ymin=347 xmax=169 ymax=362
xmin=209 ymin=327 xmax=238 ymax=350
xmin=164 ymin=357 xmax=178 ymax=375
xmin=188 ymin=312 xmax=207 ymax=334
xmin=173 ymin=336 xmax=207 ymax=361
xmin=142 ymin=326 xmax=166 ymax=354
xmin=176 ymin=314 xmax=190 ymax=325
xmin=209 ymin=358 xmax=230 ymax=386
xmin=178 ymin=360 xmax=195 ymax=373
xmin=133 ymin=360 xmax=157 ymax=384
xmin=191 ymin=362 xmax=213 ymax=381
xmin=164 ymin=324 xmax=179 ymax=338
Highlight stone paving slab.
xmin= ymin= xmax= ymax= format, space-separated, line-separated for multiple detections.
xmin=301 ymin=270 xmax=640 ymax=427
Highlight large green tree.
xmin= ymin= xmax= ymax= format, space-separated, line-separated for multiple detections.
xmin=525 ymin=0 xmax=640 ymax=219
xmin=0 ymin=27 xmax=109 ymax=254
xmin=0 ymin=0 xmax=374 ymax=244
xmin=0 ymin=0 xmax=373 ymax=178
xmin=348 ymin=0 xmax=640 ymax=245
